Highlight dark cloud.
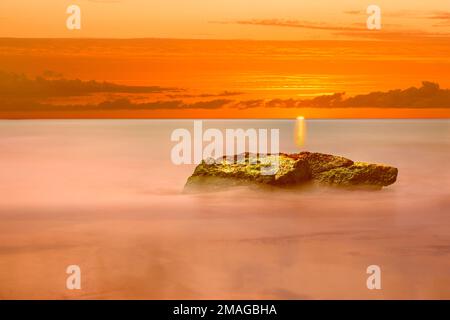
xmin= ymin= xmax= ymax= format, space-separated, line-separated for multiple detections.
xmin=93 ymin=98 xmax=232 ymax=110
xmin=232 ymin=82 xmax=450 ymax=109
xmin=231 ymin=94 xmax=343 ymax=109
xmin=0 ymin=98 xmax=233 ymax=112
xmin=1 ymin=71 xmax=448 ymax=115
xmin=187 ymin=99 xmax=232 ymax=109
xmin=0 ymin=71 xmax=179 ymax=99
xmin=0 ymin=71 xmax=232 ymax=113
xmin=337 ymin=82 xmax=450 ymax=108
xmin=233 ymin=99 xmax=265 ymax=110
xmin=166 ymin=91 xmax=243 ymax=99
xmin=41 ymin=70 xmax=64 ymax=79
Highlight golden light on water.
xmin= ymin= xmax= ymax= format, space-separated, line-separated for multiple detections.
xmin=295 ymin=116 xmax=306 ymax=148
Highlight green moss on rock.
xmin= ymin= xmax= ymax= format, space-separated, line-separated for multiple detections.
xmin=184 ymin=152 xmax=398 ymax=192
xmin=314 ymin=162 xmax=398 ymax=188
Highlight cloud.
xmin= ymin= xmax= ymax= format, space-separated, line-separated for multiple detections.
xmin=0 ymin=71 xmax=235 ymax=113
xmin=1 ymin=70 xmax=448 ymax=115
xmin=428 ymin=12 xmax=450 ymax=20
xmin=231 ymin=94 xmax=344 ymax=109
xmin=344 ymin=9 xmax=428 ymax=18
xmin=343 ymin=10 xmax=362 ymax=15
xmin=336 ymin=82 xmax=450 ymax=108
xmin=0 ymin=98 xmax=233 ymax=112
xmin=232 ymin=82 xmax=450 ymax=109
xmin=41 ymin=70 xmax=64 ymax=79
xmin=0 ymin=71 xmax=179 ymax=99
xmin=214 ymin=17 xmax=450 ymax=40
xmin=233 ymin=99 xmax=265 ymax=110
xmin=88 ymin=98 xmax=232 ymax=110
xmin=166 ymin=91 xmax=243 ymax=99
xmin=227 ymin=19 xmax=367 ymax=32
xmin=343 ymin=9 xmax=450 ymax=28
xmin=428 ymin=11 xmax=450 ymax=27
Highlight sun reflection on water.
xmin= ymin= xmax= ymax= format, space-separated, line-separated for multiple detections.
xmin=295 ymin=116 xmax=306 ymax=148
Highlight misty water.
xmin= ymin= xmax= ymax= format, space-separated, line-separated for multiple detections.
xmin=0 ymin=119 xmax=449 ymax=299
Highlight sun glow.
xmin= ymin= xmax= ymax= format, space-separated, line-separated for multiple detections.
xmin=295 ymin=116 xmax=306 ymax=148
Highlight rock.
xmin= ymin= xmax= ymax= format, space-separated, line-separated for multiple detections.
xmin=314 ymin=162 xmax=398 ymax=187
xmin=184 ymin=152 xmax=398 ymax=192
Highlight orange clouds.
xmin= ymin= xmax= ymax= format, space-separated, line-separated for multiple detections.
xmin=233 ymin=82 xmax=450 ymax=109
xmin=230 ymin=19 xmax=367 ymax=32
xmin=1 ymin=37 xmax=450 ymax=119
xmin=1 ymin=71 xmax=449 ymax=119
xmin=221 ymin=16 xmax=450 ymax=40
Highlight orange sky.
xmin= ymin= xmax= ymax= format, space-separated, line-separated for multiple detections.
xmin=0 ymin=1 xmax=450 ymax=118
xmin=1 ymin=38 xmax=450 ymax=118
xmin=0 ymin=0 xmax=449 ymax=39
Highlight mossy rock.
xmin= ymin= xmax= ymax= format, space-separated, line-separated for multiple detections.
xmin=314 ymin=162 xmax=398 ymax=188
xmin=185 ymin=153 xmax=310 ymax=188
xmin=184 ymin=152 xmax=398 ymax=192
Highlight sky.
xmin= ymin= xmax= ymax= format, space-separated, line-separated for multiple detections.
xmin=0 ymin=1 xmax=450 ymax=118
xmin=0 ymin=0 xmax=449 ymax=39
